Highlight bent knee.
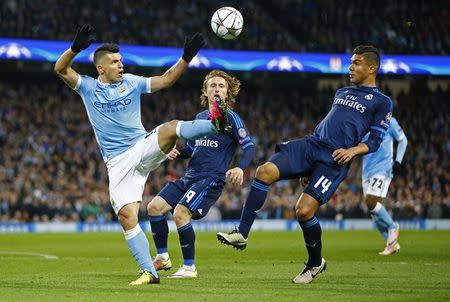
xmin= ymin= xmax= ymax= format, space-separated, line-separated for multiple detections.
xmin=295 ymin=208 xmax=311 ymax=220
xmin=172 ymin=206 xmax=191 ymax=224
xmin=147 ymin=197 xmax=171 ymax=215
xmin=365 ymin=195 xmax=380 ymax=211
xmin=295 ymin=203 xmax=315 ymax=221
xmin=159 ymin=120 xmax=179 ymax=135
xmin=255 ymin=163 xmax=279 ymax=184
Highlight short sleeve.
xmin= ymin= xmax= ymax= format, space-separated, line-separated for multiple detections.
xmin=125 ymin=73 xmax=150 ymax=94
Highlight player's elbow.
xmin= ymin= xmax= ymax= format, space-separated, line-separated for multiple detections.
xmin=162 ymin=76 xmax=176 ymax=88
xmin=54 ymin=63 xmax=66 ymax=76
xmin=364 ymin=139 xmax=381 ymax=154
xmin=402 ymin=137 xmax=408 ymax=147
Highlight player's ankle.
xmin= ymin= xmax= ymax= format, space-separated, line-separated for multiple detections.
xmin=156 ymin=252 xmax=169 ymax=260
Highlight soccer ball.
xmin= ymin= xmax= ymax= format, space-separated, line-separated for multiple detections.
xmin=211 ymin=7 xmax=243 ymax=40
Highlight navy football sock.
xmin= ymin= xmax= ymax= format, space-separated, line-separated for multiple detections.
xmin=178 ymin=222 xmax=196 ymax=266
xmin=238 ymin=179 xmax=270 ymax=238
xmin=149 ymin=215 xmax=169 ymax=254
xmin=299 ymin=216 xmax=322 ymax=267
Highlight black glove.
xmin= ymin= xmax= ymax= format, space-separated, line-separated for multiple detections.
xmin=393 ymin=161 xmax=402 ymax=176
xmin=71 ymin=24 xmax=95 ymax=53
xmin=182 ymin=32 xmax=205 ymax=63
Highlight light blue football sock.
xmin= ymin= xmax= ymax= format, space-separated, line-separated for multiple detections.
xmin=371 ymin=202 xmax=396 ymax=239
xmin=371 ymin=213 xmax=389 ymax=240
xmin=176 ymin=120 xmax=216 ymax=140
xmin=124 ymin=224 xmax=158 ymax=277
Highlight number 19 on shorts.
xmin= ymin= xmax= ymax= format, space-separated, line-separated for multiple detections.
xmin=184 ymin=190 xmax=196 ymax=203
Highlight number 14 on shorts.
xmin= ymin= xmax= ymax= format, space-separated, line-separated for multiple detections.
xmin=314 ymin=176 xmax=332 ymax=193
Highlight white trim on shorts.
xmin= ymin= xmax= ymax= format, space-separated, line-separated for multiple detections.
xmin=362 ymin=174 xmax=392 ymax=198
xmin=106 ymin=126 xmax=167 ymax=214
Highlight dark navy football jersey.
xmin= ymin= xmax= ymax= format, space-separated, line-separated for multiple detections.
xmin=310 ymin=86 xmax=393 ymax=151
xmin=183 ymin=110 xmax=253 ymax=181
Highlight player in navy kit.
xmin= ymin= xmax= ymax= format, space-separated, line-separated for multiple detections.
xmin=147 ymin=70 xmax=254 ymax=278
xmin=217 ymin=45 xmax=393 ymax=284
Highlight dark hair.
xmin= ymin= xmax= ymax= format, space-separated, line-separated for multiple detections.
xmin=353 ymin=45 xmax=380 ymax=71
xmin=93 ymin=43 xmax=119 ymax=64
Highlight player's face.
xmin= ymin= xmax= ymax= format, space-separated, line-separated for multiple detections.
xmin=349 ymin=54 xmax=371 ymax=85
xmin=205 ymin=76 xmax=228 ymax=104
xmin=97 ymin=53 xmax=124 ymax=83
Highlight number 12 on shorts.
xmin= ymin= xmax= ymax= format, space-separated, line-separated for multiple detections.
xmin=314 ymin=176 xmax=332 ymax=193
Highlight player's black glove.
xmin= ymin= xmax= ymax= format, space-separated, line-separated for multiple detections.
xmin=182 ymin=32 xmax=205 ymax=63
xmin=71 ymin=24 xmax=95 ymax=53
xmin=392 ymin=161 xmax=403 ymax=176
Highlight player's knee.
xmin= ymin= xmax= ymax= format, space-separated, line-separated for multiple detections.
xmin=158 ymin=120 xmax=180 ymax=153
xmin=255 ymin=163 xmax=278 ymax=184
xmin=147 ymin=197 xmax=172 ymax=216
xmin=147 ymin=200 xmax=160 ymax=216
xmin=172 ymin=206 xmax=191 ymax=226
xmin=295 ymin=202 xmax=314 ymax=221
xmin=365 ymin=195 xmax=379 ymax=211
xmin=118 ymin=212 xmax=138 ymax=228
xmin=158 ymin=120 xmax=179 ymax=139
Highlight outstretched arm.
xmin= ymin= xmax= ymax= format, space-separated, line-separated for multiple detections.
xmin=54 ymin=49 xmax=79 ymax=88
xmin=150 ymin=33 xmax=204 ymax=92
xmin=55 ymin=24 xmax=95 ymax=89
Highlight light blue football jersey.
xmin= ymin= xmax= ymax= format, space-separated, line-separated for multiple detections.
xmin=74 ymin=73 xmax=151 ymax=162
xmin=362 ymin=117 xmax=405 ymax=179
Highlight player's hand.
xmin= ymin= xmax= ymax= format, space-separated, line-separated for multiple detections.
xmin=71 ymin=24 xmax=95 ymax=53
xmin=332 ymin=148 xmax=355 ymax=165
xmin=393 ymin=161 xmax=403 ymax=176
xmin=167 ymin=148 xmax=180 ymax=160
xmin=182 ymin=32 xmax=205 ymax=63
xmin=226 ymin=167 xmax=244 ymax=186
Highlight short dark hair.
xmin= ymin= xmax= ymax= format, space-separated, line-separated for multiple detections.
xmin=93 ymin=43 xmax=119 ymax=64
xmin=353 ymin=45 xmax=380 ymax=71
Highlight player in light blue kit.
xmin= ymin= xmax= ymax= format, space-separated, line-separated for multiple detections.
xmin=362 ymin=117 xmax=407 ymax=255
xmin=54 ymin=24 xmax=230 ymax=285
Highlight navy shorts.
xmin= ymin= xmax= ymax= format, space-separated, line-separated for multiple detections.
xmin=269 ymin=138 xmax=350 ymax=204
xmin=157 ymin=176 xmax=224 ymax=220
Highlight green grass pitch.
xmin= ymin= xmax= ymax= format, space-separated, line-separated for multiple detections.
xmin=1 ymin=230 xmax=449 ymax=301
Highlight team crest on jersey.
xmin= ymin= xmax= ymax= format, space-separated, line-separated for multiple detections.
xmin=365 ymin=94 xmax=373 ymax=100
xmin=238 ymin=128 xmax=247 ymax=138
xmin=118 ymin=87 xmax=127 ymax=94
